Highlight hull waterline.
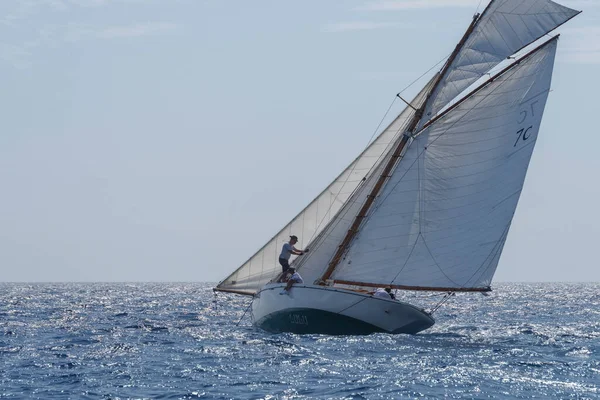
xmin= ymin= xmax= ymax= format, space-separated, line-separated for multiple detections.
xmin=252 ymin=284 xmax=435 ymax=335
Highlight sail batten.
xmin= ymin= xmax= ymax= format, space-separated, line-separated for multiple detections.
xmin=331 ymin=37 xmax=559 ymax=290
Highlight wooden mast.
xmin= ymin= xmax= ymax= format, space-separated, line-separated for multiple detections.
xmin=418 ymin=35 xmax=560 ymax=133
xmin=319 ymin=13 xmax=483 ymax=283
xmin=323 ymin=34 xmax=560 ymax=291
xmin=333 ymin=280 xmax=491 ymax=293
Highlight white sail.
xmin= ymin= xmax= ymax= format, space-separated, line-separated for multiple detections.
xmin=295 ymin=76 xmax=439 ymax=285
xmin=332 ymin=38 xmax=558 ymax=290
xmin=419 ymin=0 xmax=578 ymax=128
xmin=215 ymin=76 xmax=437 ymax=294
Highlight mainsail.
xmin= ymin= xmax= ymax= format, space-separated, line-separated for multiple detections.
xmin=331 ymin=37 xmax=559 ymax=291
xmin=294 ymin=76 xmax=440 ymax=285
xmin=216 ymin=0 xmax=579 ymax=297
xmin=417 ymin=0 xmax=579 ymax=130
xmin=215 ymin=76 xmax=437 ymax=295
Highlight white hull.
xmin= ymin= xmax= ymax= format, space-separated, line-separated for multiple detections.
xmin=252 ymin=284 xmax=435 ymax=335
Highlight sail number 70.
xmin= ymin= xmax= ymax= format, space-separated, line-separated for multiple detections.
xmin=514 ymin=125 xmax=533 ymax=147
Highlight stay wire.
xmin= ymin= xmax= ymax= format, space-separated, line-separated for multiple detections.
xmin=430 ymin=292 xmax=455 ymax=314
xmin=305 ymin=52 xmax=451 ymax=247
xmin=366 ymin=52 xmax=533 ymax=298
xmin=397 ymin=53 xmax=451 ymax=96
xmin=236 ymin=300 xmax=253 ymax=326
xmin=304 ymin=95 xmax=397 ymax=246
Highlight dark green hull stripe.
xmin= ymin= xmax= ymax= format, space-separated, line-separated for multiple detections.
xmin=255 ymin=307 xmax=433 ymax=335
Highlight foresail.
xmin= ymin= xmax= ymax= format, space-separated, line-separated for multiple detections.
xmin=332 ymin=38 xmax=559 ymax=290
xmin=294 ymin=75 xmax=439 ymax=285
xmin=215 ymin=75 xmax=437 ymax=295
xmin=418 ymin=0 xmax=578 ymax=129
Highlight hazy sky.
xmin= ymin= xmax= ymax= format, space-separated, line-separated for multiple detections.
xmin=1 ymin=0 xmax=598 ymax=283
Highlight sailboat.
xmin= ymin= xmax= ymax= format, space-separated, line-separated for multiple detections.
xmin=214 ymin=0 xmax=581 ymax=335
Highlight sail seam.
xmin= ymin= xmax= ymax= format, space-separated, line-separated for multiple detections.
xmin=354 ymin=215 xmax=517 ymax=258
xmin=500 ymin=12 xmax=524 ymax=48
xmin=518 ymin=13 xmax=537 ymax=42
xmin=371 ymin=62 xmax=526 ymax=221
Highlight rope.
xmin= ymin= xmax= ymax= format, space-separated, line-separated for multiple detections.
xmin=303 ymin=95 xmax=398 ymax=247
xmin=236 ymin=300 xmax=253 ymax=326
xmin=212 ymin=291 xmax=218 ymax=311
xmin=429 ymin=292 xmax=455 ymax=315
xmin=348 ymin=54 xmax=538 ymax=294
xmin=397 ymin=54 xmax=450 ymax=96
xmin=302 ymin=53 xmax=451 ymax=249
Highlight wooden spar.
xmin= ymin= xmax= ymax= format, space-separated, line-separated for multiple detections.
xmin=407 ymin=12 xmax=481 ymax=133
xmin=418 ymin=35 xmax=560 ymax=134
xmin=213 ymin=287 xmax=255 ymax=296
xmin=333 ymin=280 xmax=492 ymax=293
xmin=318 ymin=134 xmax=411 ymax=282
xmin=396 ymin=94 xmax=417 ymax=111
xmin=320 ymin=37 xmax=560 ymax=287
xmin=502 ymin=10 xmax=581 ymax=64
xmin=318 ymin=13 xmax=483 ymax=284
xmin=321 ymin=36 xmax=560 ymax=289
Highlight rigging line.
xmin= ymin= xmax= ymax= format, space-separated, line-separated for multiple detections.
xmin=368 ymin=97 xmax=399 ymax=146
xmin=417 ymin=46 xmax=532 ymax=145
xmin=336 ymin=296 xmax=369 ymax=314
xmin=421 ymin=4 xmax=492 ymax=124
xmin=353 ymin=46 xmax=537 ymax=284
xmin=298 ymin=106 xmax=419 ymax=266
xmin=235 ymin=299 xmax=253 ymax=326
xmin=304 ymin=96 xmax=399 ymax=245
xmin=397 ymin=54 xmax=450 ymax=96
xmin=304 ymin=72 xmax=440 ymax=249
xmin=418 ymin=136 xmax=423 ymax=233
xmin=303 ymin=74 xmax=440 ymax=266
xmin=297 ymin=151 xmax=399 ymax=272
xmin=430 ymin=292 xmax=455 ymax=314
xmin=381 ymin=137 xmax=426 ymax=285
xmin=303 ymin=76 xmax=440 ymax=275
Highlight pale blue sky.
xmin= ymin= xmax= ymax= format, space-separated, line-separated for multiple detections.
xmin=1 ymin=0 xmax=598 ymax=283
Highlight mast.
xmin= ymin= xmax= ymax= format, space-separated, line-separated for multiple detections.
xmin=327 ymin=35 xmax=560 ymax=291
xmin=407 ymin=11 xmax=483 ymax=133
xmin=333 ymin=280 xmax=491 ymax=293
xmin=418 ymin=35 xmax=560 ymax=134
xmin=318 ymin=12 xmax=483 ymax=283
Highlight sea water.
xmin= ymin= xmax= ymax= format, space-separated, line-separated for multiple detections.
xmin=1 ymin=282 xmax=598 ymax=399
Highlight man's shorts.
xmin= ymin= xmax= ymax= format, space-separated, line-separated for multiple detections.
xmin=278 ymin=258 xmax=290 ymax=273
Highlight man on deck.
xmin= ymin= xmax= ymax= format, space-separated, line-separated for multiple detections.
xmin=278 ymin=235 xmax=309 ymax=274
xmin=280 ymin=267 xmax=303 ymax=295
xmin=374 ymin=287 xmax=392 ymax=300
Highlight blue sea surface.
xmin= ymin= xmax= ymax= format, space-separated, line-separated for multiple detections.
xmin=0 ymin=283 xmax=598 ymax=399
